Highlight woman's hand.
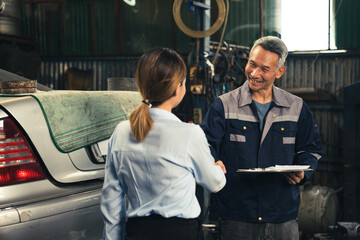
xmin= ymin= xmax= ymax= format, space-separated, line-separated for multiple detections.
xmin=214 ymin=160 xmax=227 ymax=174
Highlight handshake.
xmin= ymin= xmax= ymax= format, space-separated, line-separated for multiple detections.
xmin=214 ymin=160 xmax=227 ymax=174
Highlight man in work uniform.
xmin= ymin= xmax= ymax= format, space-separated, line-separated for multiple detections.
xmin=200 ymin=36 xmax=323 ymax=239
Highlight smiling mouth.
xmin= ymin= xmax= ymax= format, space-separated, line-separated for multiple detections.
xmin=249 ymin=78 xmax=263 ymax=84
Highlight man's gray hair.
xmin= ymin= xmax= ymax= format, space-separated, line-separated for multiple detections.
xmin=250 ymin=36 xmax=288 ymax=68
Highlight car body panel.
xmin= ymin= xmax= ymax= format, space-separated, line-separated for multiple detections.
xmin=0 ymin=95 xmax=105 ymax=183
xmin=0 ymin=204 xmax=103 ymax=240
xmin=68 ymin=141 xmax=108 ymax=171
xmin=17 ymin=188 xmax=101 ymax=223
xmin=0 ymin=179 xmax=103 ymax=208
xmin=0 ymin=207 xmax=19 ymax=226
xmin=0 ymin=90 xmax=110 ymax=239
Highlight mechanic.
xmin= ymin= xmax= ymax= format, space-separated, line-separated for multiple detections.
xmin=101 ymin=48 xmax=226 ymax=240
xmin=200 ymin=36 xmax=323 ymax=240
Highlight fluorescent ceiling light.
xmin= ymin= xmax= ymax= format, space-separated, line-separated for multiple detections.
xmin=123 ymin=0 xmax=136 ymax=6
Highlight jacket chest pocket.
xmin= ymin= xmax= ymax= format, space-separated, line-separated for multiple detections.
xmin=272 ymin=123 xmax=297 ymax=141
xmin=228 ymin=120 xmax=258 ymax=159
xmin=270 ymin=122 xmax=297 ymax=164
xmin=229 ymin=121 xmax=256 ymax=141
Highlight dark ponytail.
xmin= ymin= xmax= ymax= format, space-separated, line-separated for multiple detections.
xmin=129 ymin=48 xmax=186 ymax=142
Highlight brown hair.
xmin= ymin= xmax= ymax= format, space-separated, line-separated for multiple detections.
xmin=129 ymin=48 xmax=186 ymax=142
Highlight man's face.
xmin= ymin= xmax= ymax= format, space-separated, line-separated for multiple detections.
xmin=245 ymin=46 xmax=285 ymax=93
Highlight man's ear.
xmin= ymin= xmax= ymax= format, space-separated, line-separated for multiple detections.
xmin=276 ymin=66 xmax=286 ymax=79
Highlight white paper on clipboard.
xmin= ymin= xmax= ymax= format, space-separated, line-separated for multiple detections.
xmin=236 ymin=165 xmax=312 ymax=173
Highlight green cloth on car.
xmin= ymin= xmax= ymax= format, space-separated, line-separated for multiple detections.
xmin=23 ymin=91 xmax=141 ymax=153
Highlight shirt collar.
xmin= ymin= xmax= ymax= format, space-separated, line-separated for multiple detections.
xmin=149 ymin=107 xmax=182 ymax=122
xmin=272 ymin=85 xmax=291 ymax=107
xmin=238 ymin=81 xmax=253 ymax=107
xmin=238 ymin=80 xmax=290 ymax=108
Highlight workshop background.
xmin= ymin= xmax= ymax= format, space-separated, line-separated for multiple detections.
xmin=0 ymin=0 xmax=359 ymax=239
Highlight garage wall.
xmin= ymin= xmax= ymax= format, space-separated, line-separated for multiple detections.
xmin=21 ymin=0 xmax=193 ymax=56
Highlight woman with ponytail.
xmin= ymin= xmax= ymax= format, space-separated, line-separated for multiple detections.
xmin=101 ymin=48 xmax=226 ymax=240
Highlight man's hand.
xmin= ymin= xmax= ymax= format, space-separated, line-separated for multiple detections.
xmin=214 ymin=160 xmax=227 ymax=174
xmin=282 ymin=171 xmax=304 ymax=184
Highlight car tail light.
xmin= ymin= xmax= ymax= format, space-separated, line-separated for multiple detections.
xmin=0 ymin=117 xmax=46 ymax=186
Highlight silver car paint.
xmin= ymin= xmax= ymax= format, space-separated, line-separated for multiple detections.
xmin=0 ymin=93 xmax=107 ymax=239
xmin=0 ymin=96 xmax=106 ymax=183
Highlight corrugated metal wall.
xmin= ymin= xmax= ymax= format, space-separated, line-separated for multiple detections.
xmin=22 ymin=0 xmax=280 ymax=56
xmin=334 ymin=0 xmax=360 ymax=49
xmin=22 ymin=1 xmax=98 ymax=56
xmin=21 ymin=0 xmax=193 ymax=56
xmin=21 ymin=0 xmax=360 ymax=55
xmin=219 ymin=0 xmax=280 ymax=47
xmin=278 ymin=51 xmax=360 ymax=178
xmin=40 ymin=56 xmax=138 ymax=90
xmin=281 ymin=52 xmax=360 ymax=94
xmin=94 ymin=0 xmax=116 ymax=55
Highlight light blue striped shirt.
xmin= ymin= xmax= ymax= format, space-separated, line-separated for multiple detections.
xmin=101 ymin=108 xmax=226 ymax=240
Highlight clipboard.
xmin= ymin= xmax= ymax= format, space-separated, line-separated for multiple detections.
xmin=236 ymin=165 xmax=312 ymax=173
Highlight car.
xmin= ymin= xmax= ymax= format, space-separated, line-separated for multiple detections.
xmin=0 ymin=69 xmax=140 ymax=239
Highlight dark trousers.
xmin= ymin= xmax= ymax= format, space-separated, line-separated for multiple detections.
xmin=125 ymin=214 xmax=202 ymax=240
xmin=218 ymin=219 xmax=299 ymax=240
